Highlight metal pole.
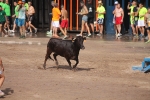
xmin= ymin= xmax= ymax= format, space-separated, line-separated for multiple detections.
xmin=70 ymin=0 xmax=72 ymax=30
xmin=76 ymin=0 xmax=79 ymax=30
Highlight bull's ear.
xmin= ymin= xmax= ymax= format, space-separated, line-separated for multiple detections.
xmin=82 ymin=36 xmax=86 ymax=42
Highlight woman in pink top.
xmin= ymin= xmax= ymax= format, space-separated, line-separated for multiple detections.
xmin=114 ymin=3 xmax=124 ymax=37
xmin=27 ymin=1 xmax=37 ymax=36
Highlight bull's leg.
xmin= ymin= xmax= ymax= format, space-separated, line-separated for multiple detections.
xmin=53 ymin=53 xmax=59 ymax=69
xmin=43 ymin=47 xmax=52 ymax=70
xmin=73 ymin=58 xmax=79 ymax=70
xmin=66 ymin=58 xmax=72 ymax=70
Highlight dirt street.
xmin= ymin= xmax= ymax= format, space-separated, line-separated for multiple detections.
xmin=0 ymin=37 xmax=150 ymax=100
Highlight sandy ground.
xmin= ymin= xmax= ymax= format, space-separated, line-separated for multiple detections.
xmin=0 ymin=37 xmax=150 ymax=100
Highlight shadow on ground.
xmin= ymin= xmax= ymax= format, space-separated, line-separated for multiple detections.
xmin=46 ymin=65 xmax=95 ymax=71
xmin=0 ymin=88 xmax=14 ymax=98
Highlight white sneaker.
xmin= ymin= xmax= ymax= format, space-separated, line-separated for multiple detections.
xmin=118 ymin=33 xmax=122 ymax=37
xmin=47 ymin=30 xmax=52 ymax=35
xmin=87 ymin=33 xmax=91 ymax=37
xmin=34 ymin=28 xmax=37 ymax=33
xmin=4 ymin=35 xmax=8 ymax=37
xmin=76 ymin=34 xmax=82 ymax=36
xmin=0 ymin=90 xmax=4 ymax=97
xmin=11 ymin=30 xmax=15 ymax=33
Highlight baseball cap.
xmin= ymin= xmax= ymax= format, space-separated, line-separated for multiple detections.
xmin=114 ymin=1 xmax=119 ymax=5
xmin=18 ymin=1 xmax=22 ymax=4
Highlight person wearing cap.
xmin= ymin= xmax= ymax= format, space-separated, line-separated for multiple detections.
xmin=17 ymin=0 xmax=27 ymax=39
xmin=0 ymin=58 xmax=5 ymax=97
xmin=113 ymin=1 xmax=119 ymax=35
xmin=113 ymin=3 xmax=124 ymax=37
xmin=0 ymin=5 xmax=8 ymax=37
xmin=96 ymin=0 xmax=106 ymax=36
xmin=3 ymin=0 xmax=11 ymax=32
xmin=138 ymin=2 xmax=147 ymax=39
xmin=127 ymin=0 xmax=138 ymax=37
xmin=76 ymin=0 xmax=91 ymax=37
xmin=11 ymin=1 xmax=19 ymax=33
xmin=87 ymin=0 xmax=94 ymax=35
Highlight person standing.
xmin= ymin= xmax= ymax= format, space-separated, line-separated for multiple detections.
xmin=52 ymin=3 xmax=61 ymax=37
xmin=0 ymin=5 xmax=7 ymax=37
xmin=3 ymin=0 xmax=11 ymax=32
xmin=76 ymin=0 xmax=91 ymax=37
xmin=113 ymin=3 xmax=124 ymax=37
xmin=11 ymin=1 xmax=19 ymax=33
xmin=17 ymin=0 xmax=27 ymax=39
xmin=27 ymin=1 xmax=37 ymax=35
xmin=60 ymin=5 xmax=68 ymax=39
xmin=96 ymin=1 xmax=106 ymax=36
xmin=127 ymin=0 xmax=137 ymax=36
xmin=0 ymin=0 xmax=4 ymax=9
xmin=87 ymin=0 xmax=94 ymax=35
xmin=138 ymin=3 xmax=147 ymax=38
xmin=47 ymin=1 xmax=55 ymax=35
xmin=145 ymin=8 xmax=150 ymax=43
xmin=0 ymin=58 xmax=5 ymax=97
xmin=113 ymin=1 xmax=119 ymax=35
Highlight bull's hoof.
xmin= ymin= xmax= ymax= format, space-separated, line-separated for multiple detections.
xmin=43 ymin=64 xmax=46 ymax=70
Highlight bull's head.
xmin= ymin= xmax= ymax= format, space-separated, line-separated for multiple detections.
xmin=72 ymin=36 xmax=86 ymax=49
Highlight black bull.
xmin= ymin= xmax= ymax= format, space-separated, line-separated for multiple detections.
xmin=43 ymin=36 xmax=86 ymax=70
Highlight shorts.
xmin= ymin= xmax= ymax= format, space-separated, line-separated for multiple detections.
xmin=0 ymin=21 xmax=5 ymax=27
xmin=15 ymin=18 xmax=18 ymax=25
xmin=115 ymin=16 xmax=122 ymax=25
xmin=134 ymin=20 xmax=138 ymax=26
xmin=146 ymin=27 xmax=150 ymax=30
xmin=138 ymin=20 xmax=145 ymax=27
xmin=88 ymin=17 xmax=94 ymax=24
xmin=18 ymin=19 xmax=25 ymax=26
xmin=60 ymin=20 xmax=68 ymax=28
xmin=130 ymin=17 xmax=134 ymax=25
xmin=97 ymin=18 xmax=104 ymax=24
xmin=52 ymin=21 xmax=60 ymax=27
xmin=28 ymin=15 xmax=34 ymax=22
xmin=82 ymin=15 xmax=88 ymax=22
xmin=6 ymin=16 xmax=11 ymax=21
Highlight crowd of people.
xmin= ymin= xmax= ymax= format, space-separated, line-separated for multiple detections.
xmin=0 ymin=0 xmax=37 ymax=39
xmin=47 ymin=0 xmax=150 ymax=43
xmin=0 ymin=0 xmax=150 ymax=43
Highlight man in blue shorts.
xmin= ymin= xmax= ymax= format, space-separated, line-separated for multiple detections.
xmin=17 ymin=0 xmax=27 ymax=39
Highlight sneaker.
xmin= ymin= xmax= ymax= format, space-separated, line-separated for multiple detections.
xmin=118 ymin=33 xmax=122 ymax=37
xmin=11 ymin=30 xmax=15 ymax=33
xmin=63 ymin=35 xmax=68 ymax=39
xmin=97 ymin=33 xmax=101 ymax=36
xmin=87 ymin=33 xmax=91 ymax=37
xmin=47 ymin=30 xmax=52 ymax=35
xmin=34 ymin=28 xmax=37 ymax=33
xmin=76 ymin=34 xmax=82 ymax=36
xmin=22 ymin=35 xmax=26 ymax=39
xmin=145 ymin=40 xmax=150 ymax=43
xmin=0 ymin=90 xmax=4 ymax=97
xmin=4 ymin=35 xmax=8 ymax=37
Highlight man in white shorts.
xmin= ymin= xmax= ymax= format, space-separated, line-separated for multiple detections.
xmin=138 ymin=3 xmax=147 ymax=38
xmin=52 ymin=3 xmax=61 ymax=37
